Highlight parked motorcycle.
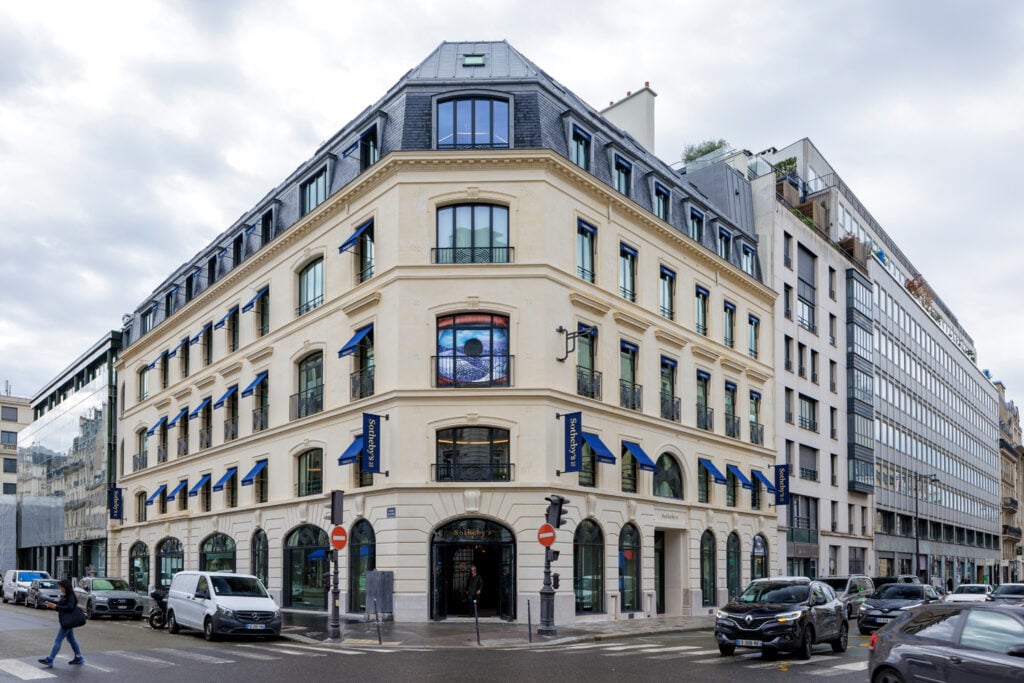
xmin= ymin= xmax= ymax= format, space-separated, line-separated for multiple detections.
xmin=148 ymin=589 xmax=168 ymax=629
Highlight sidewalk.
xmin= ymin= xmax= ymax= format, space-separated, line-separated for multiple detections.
xmin=281 ymin=610 xmax=716 ymax=649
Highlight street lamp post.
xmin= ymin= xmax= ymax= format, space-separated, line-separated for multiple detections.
xmin=914 ymin=471 xmax=939 ymax=584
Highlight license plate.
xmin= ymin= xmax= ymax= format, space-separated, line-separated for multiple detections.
xmin=736 ymin=639 xmax=762 ymax=647
xmin=245 ymin=624 xmax=266 ymax=630
xmin=876 ymin=618 xmax=892 ymax=623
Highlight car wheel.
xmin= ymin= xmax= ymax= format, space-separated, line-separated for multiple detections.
xmin=1 ymin=592 xmax=7 ymax=604
xmin=167 ymin=611 xmax=180 ymax=634
xmin=796 ymin=627 xmax=814 ymax=660
xmin=718 ymin=643 xmax=735 ymax=656
xmin=831 ymin=621 xmax=848 ymax=653
xmin=846 ymin=604 xmax=854 ymax=620
xmin=85 ymin=602 xmax=94 ymax=619
xmin=203 ymin=618 xmax=217 ymax=642
xmin=871 ymin=666 xmax=905 ymax=683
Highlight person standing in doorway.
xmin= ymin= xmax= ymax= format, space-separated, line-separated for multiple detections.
xmin=500 ymin=565 xmax=514 ymax=620
xmin=39 ymin=578 xmax=85 ymax=668
xmin=466 ymin=564 xmax=483 ymax=615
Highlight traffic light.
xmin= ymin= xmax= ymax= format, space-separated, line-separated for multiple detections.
xmin=546 ymin=547 xmax=560 ymax=563
xmin=545 ymin=494 xmax=569 ymax=528
xmin=552 ymin=573 xmax=560 ymax=590
xmin=330 ymin=490 xmax=344 ymax=525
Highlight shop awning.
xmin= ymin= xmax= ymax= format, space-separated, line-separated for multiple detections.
xmin=338 ymin=325 xmax=373 ymax=358
xmin=146 ymin=415 xmax=167 ymax=437
xmin=213 ymin=467 xmax=238 ymax=492
xmin=213 ymin=385 xmax=238 ymax=409
xmin=240 ymin=371 xmax=268 ymax=398
xmin=338 ymin=219 xmax=373 ymax=254
xmin=167 ymin=406 xmax=189 ymax=428
xmin=338 ymin=436 xmax=363 ymax=466
xmin=166 ymin=480 xmax=188 ymax=502
xmin=698 ymin=458 xmax=727 ymax=485
xmin=188 ymin=397 xmax=212 ymax=419
xmin=189 ymin=322 xmax=212 ymax=345
xmin=145 ymin=484 xmax=167 ymax=506
xmin=727 ymin=464 xmax=754 ymax=490
xmin=241 ymin=461 xmax=267 ymax=486
xmin=752 ymin=470 xmax=778 ymax=494
xmin=188 ymin=473 xmax=212 ymax=497
xmin=242 ymin=286 xmax=269 ymax=313
xmin=622 ymin=441 xmax=656 ymax=473
xmin=214 ymin=305 xmax=239 ymax=330
xmin=581 ymin=433 xmax=616 ymax=465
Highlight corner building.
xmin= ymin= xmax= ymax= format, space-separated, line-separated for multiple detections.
xmin=110 ymin=41 xmax=777 ymax=623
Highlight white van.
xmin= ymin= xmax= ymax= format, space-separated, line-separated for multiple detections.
xmin=2 ymin=570 xmax=51 ymax=605
xmin=166 ymin=571 xmax=281 ymax=640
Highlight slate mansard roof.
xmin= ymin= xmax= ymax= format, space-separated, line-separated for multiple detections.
xmin=122 ymin=40 xmax=762 ymax=347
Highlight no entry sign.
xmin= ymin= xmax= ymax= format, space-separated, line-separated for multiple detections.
xmin=331 ymin=525 xmax=348 ymax=550
xmin=537 ymin=523 xmax=556 ymax=547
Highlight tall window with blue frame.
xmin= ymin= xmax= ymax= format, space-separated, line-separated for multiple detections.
xmin=653 ymin=183 xmax=670 ymax=221
xmin=695 ymin=286 xmax=709 ymax=335
xmin=613 ymin=155 xmax=632 ymax=197
xmin=576 ymin=324 xmax=599 ymax=400
xmin=723 ymin=301 xmax=736 ymax=347
xmin=301 ymin=168 xmax=327 ymax=216
xmin=659 ymin=266 xmax=675 ymax=319
xmin=436 ymin=204 xmax=510 ymax=264
xmin=724 ymin=381 xmax=738 ymax=438
xmin=748 ymin=314 xmax=760 ymax=359
xmin=741 ymin=246 xmax=755 ymax=275
xmin=696 ymin=370 xmax=712 ymax=431
xmin=660 ymin=356 xmax=679 ymax=422
xmin=618 ymin=244 xmax=637 ymax=302
xmin=619 ymin=341 xmax=640 ymax=411
xmin=717 ymin=228 xmax=732 ymax=260
xmin=577 ymin=220 xmax=596 ymax=282
xmin=570 ymin=126 xmax=590 ymax=171
xmin=437 ymin=97 xmax=509 ymax=149
xmin=689 ymin=208 xmax=704 ymax=243
xmin=297 ymin=258 xmax=324 ymax=316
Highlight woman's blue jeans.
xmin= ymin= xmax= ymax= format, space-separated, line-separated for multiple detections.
xmin=48 ymin=627 xmax=81 ymax=660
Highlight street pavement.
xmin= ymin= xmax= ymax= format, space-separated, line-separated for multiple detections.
xmin=281 ymin=609 xmax=717 ymax=648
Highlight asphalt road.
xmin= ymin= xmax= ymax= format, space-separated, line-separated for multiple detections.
xmin=0 ymin=602 xmax=872 ymax=682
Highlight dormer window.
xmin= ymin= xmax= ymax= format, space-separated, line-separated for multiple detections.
xmin=462 ymin=54 xmax=485 ymax=67
xmin=437 ymin=97 xmax=509 ymax=149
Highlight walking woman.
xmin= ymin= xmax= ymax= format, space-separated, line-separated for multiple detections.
xmin=38 ymin=578 xmax=85 ymax=668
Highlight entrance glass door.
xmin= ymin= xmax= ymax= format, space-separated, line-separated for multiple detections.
xmin=430 ymin=518 xmax=516 ymax=621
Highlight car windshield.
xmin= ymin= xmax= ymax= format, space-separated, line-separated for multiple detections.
xmin=210 ymin=576 xmax=268 ymax=597
xmin=874 ymin=584 xmax=923 ymax=600
xmin=92 ymin=579 xmax=130 ymax=591
xmin=994 ymin=585 xmax=1024 ymax=596
xmin=954 ymin=585 xmax=987 ymax=594
xmin=37 ymin=580 xmax=59 ymax=589
xmin=820 ymin=578 xmax=848 ymax=591
xmin=738 ymin=583 xmax=808 ymax=604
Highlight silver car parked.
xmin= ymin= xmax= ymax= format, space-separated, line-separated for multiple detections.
xmin=74 ymin=577 xmax=144 ymax=619
xmin=25 ymin=579 xmax=61 ymax=609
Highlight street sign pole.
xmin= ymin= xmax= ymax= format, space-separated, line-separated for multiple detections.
xmin=538 ymin=546 xmax=556 ymax=636
xmin=328 ymin=548 xmax=342 ymax=640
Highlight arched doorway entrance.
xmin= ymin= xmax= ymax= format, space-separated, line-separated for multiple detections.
xmin=430 ymin=518 xmax=515 ymax=621
xmin=751 ymin=534 xmax=769 ymax=579
xmin=155 ymin=537 xmax=183 ymax=590
xmin=348 ymin=520 xmax=376 ymax=613
xmin=129 ymin=542 xmax=149 ymax=595
xmin=283 ymin=525 xmax=329 ymax=610
xmin=199 ymin=533 xmax=236 ymax=572
xmin=726 ymin=532 xmax=741 ymax=599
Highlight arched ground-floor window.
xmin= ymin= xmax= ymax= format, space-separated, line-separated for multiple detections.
xmin=200 ymin=532 xmax=236 ymax=572
xmin=283 ymin=525 xmax=329 ymax=610
xmin=155 ymin=537 xmax=183 ymax=591
xmin=700 ymin=530 xmax=716 ymax=606
xmin=430 ymin=518 xmax=515 ymax=621
xmin=751 ymin=534 xmax=769 ymax=579
xmin=251 ymin=529 xmax=268 ymax=587
xmin=348 ymin=519 xmax=376 ymax=613
xmin=727 ymin=532 xmax=741 ymax=599
xmin=574 ymin=519 xmax=604 ymax=614
xmin=129 ymin=542 xmax=149 ymax=595
xmin=619 ymin=523 xmax=640 ymax=612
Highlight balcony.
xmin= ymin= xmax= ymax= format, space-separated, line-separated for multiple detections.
xmin=798 ymin=316 xmax=817 ymax=333
xmin=1004 ymin=497 xmax=1020 ymax=512
xmin=252 ymin=406 xmax=268 ymax=432
xmin=785 ymin=359 xmax=793 ymax=372
xmin=785 ymin=410 xmax=794 ymax=424
xmin=799 ymin=416 xmax=818 ymax=432
xmin=177 ymin=437 xmax=188 ymax=457
xmin=659 ymin=305 xmax=674 ymax=320
xmin=725 ymin=414 xmax=740 ymax=439
xmin=199 ymin=427 xmax=212 ymax=450
xmin=433 ymin=355 xmax=512 ymax=388
xmin=800 ymin=467 xmax=819 ymax=482
xmin=750 ymin=422 xmax=764 ymax=446
xmin=156 ymin=445 xmax=168 ymax=464
xmin=799 ymin=365 xmax=806 ymax=378
xmin=749 ymin=348 xmax=758 ymax=360
xmin=432 ymin=246 xmax=513 ymax=264
xmin=660 ymin=393 xmax=681 ymax=422
xmin=358 ymin=259 xmax=375 ymax=283
xmin=619 ymin=285 xmax=635 ymax=302
xmin=620 ymin=380 xmax=642 ymax=411
xmin=811 ymin=371 xmax=819 ymax=384
xmin=132 ymin=452 xmax=148 ymax=472
xmin=830 ymin=335 xmax=836 ymax=346
xmin=351 ymin=366 xmax=375 ymax=400
xmin=290 ymin=385 xmax=324 ymax=420
xmin=296 ymin=294 xmax=324 ymax=317
xmin=224 ymin=417 xmax=238 ymax=442
xmin=830 ymin=380 xmax=837 ymax=392
xmin=696 ymin=322 xmax=707 ymax=336
xmin=724 ymin=335 xmax=734 ymax=349
xmin=697 ymin=405 xmax=714 ymax=432
xmin=577 ymin=366 xmax=602 ymax=400
xmin=1 ymin=443 xmax=15 ymax=452
xmin=786 ymin=527 xmax=819 ymax=544
xmin=784 ymin=306 xmax=792 ymax=319
xmin=432 ymin=462 xmax=514 ymax=482
xmin=831 ymin=427 xmax=837 ymax=439
xmin=295 ymin=480 xmax=322 ymax=497
xmin=1004 ymin=525 xmax=1023 ymax=540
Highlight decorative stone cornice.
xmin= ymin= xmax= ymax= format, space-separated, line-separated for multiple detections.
xmin=654 ymin=329 xmax=688 ymax=349
xmin=613 ymin=311 xmax=650 ymax=334
xmin=569 ymin=292 xmax=611 ymax=317
xmin=342 ymin=292 xmax=381 ymax=317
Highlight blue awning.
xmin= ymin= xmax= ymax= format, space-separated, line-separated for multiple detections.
xmin=614 ymin=154 xmax=632 ymax=171
xmin=308 ymin=549 xmax=326 ymax=560
xmin=189 ymin=322 xmax=212 ymax=345
xmin=724 ymin=301 xmax=736 ymax=312
xmin=621 ymin=340 xmax=638 ymax=354
xmin=752 ymin=470 xmax=778 ymax=494
xmin=577 ymin=219 xmax=596 ymax=235
xmin=167 ymin=406 xmax=189 ymax=428
xmin=727 ymin=464 xmax=754 ymax=490
xmin=188 ymin=473 xmax=211 ymax=497
xmin=213 ymin=305 xmax=239 ymax=330
xmin=188 ymin=397 xmax=211 ymax=419
xmin=213 ymin=385 xmax=238 ymax=409
xmin=659 ymin=265 xmax=675 ymax=278
xmin=145 ymin=484 xmax=167 ymax=506
xmin=166 ymin=480 xmax=188 ymax=502
xmin=572 ymin=124 xmax=591 ymax=142
xmin=167 ymin=338 xmax=187 ymax=359
xmin=338 ymin=436 xmax=363 ymax=466
xmin=240 ymin=371 xmax=268 ymax=398
xmin=242 ymin=286 xmax=269 ymax=313
xmin=338 ymin=325 xmax=373 ymax=358
xmin=695 ymin=285 xmax=710 ymax=297
xmin=750 ymin=390 xmax=761 ymax=400
xmin=698 ymin=458 xmax=727 ymax=485
xmin=146 ymin=352 xmax=164 ymax=371
xmin=213 ymin=467 xmax=238 ymax=492
xmin=338 ymin=220 xmax=373 ymax=254
xmin=241 ymin=461 xmax=267 ymax=486
xmin=146 ymin=416 xmax=168 ymax=437
xmin=622 ymin=441 xmax=656 ymax=473
xmin=661 ymin=356 xmax=677 ymax=368
xmin=619 ymin=243 xmax=638 ymax=257
xmin=581 ymin=433 xmax=616 ymax=465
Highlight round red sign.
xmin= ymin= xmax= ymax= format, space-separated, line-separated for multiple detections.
xmin=537 ymin=523 xmax=556 ymax=547
xmin=331 ymin=526 xmax=348 ymax=550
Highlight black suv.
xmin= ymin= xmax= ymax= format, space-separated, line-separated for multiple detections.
xmin=715 ymin=577 xmax=848 ymax=659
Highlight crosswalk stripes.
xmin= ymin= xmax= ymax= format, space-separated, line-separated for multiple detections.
xmin=0 ymin=660 xmax=53 ymax=680
xmin=105 ymin=650 xmax=177 ymax=667
xmin=152 ymin=647 xmax=233 ymax=664
xmin=238 ymin=643 xmax=325 ymax=658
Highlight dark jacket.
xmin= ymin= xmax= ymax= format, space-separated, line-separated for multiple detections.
xmin=467 ymin=574 xmax=483 ymax=601
xmin=55 ymin=591 xmax=80 ymax=630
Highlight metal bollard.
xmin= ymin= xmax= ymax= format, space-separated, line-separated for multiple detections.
xmin=374 ymin=598 xmax=382 ymax=645
xmin=527 ymin=599 xmax=532 ymax=643
xmin=473 ymin=599 xmax=481 ymax=645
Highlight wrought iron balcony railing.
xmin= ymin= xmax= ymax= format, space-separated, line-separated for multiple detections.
xmin=660 ymin=393 xmax=680 ymax=422
xmin=433 ymin=355 xmax=512 ymax=388
xmin=252 ymin=405 xmax=268 ymax=432
xmin=432 ymin=462 xmax=514 ymax=482
xmin=290 ymin=386 xmax=324 ymax=420
xmin=432 ymin=246 xmax=513 ymax=264
xmin=750 ymin=422 xmax=764 ymax=446
xmin=697 ymin=405 xmax=714 ymax=432
xmin=620 ymin=380 xmax=642 ymax=411
xmin=577 ymin=366 xmax=602 ymax=400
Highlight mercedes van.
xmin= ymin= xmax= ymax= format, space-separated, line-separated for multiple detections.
xmin=166 ymin=571 xmax=280 ymax=640
xmin=2 ymin=569 xmax=51 ymax=605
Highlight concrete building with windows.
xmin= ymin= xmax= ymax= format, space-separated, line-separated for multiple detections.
xmin=109 ymin=41 xmax=778 ymax=623
xmin=995 ymin=380 xmax=1022 ymax=583
xmin=704 ymin=150 xmax=875 ymax=580
xmin=14 ymin=332 xmax=121 ymax=578
xmin=0 ymin=392 xmax=31 ymax=569
xmin=752 ymin=139 xmax=999 ymax=587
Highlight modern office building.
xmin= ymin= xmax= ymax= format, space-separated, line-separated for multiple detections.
xmin=754 ymin=139 xmax=1000 ymax=586
xmin=109 ymin=41 xmax=778 ymax=623
xmin=995 ymin=380 xmax=1022 ymax=583
xmin=15 ymin=332 xmax=121 ymax=578
xmin=0 ymin=392 xmax=31 ymax=569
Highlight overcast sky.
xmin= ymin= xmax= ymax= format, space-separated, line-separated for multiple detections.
xmin=1 ymin=0 xmax=1022 ymax=407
